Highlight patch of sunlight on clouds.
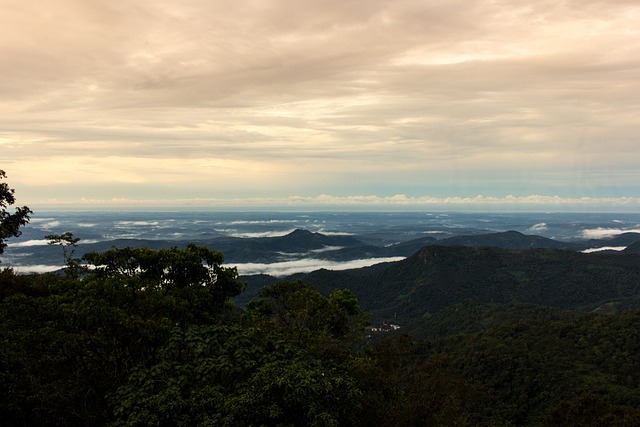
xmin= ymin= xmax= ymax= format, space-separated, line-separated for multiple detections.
xmin=11 ymin=155 xmax=290 ymax=189
xmin=391 ymin=49 xmax=517 ymax=66
xmin=228 ymin=229 xmax=297 ymax=238
xmin=7 ymin=240 xmax=48 ymax=247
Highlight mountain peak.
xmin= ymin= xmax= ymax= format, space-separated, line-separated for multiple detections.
xmin=287 ymin=229 xmax=315 ymax=237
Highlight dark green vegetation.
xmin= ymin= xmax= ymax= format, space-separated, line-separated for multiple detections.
xmin=3 ymin=175 xmax=640 ymax=425
xmin=5 ymin=256 xmax=640 ymax=426
xmin=2 ymin=247 xmax=640 ymax=426
xmin=0 ymin=170 xmax=32 ymax=258
xmin=264 ymin=245 xmax=640 ymax=324
xmin=0 ymin=248 xmax=370 ymax=426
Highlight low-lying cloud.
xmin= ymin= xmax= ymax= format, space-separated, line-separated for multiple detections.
xmin=231 ymin=256 xmax=405 ymax=277
xmin=3 ymin=264 xmax=64 ymax=274
xmin=581 ymin=228 xmax=640 ymax=239
xmin=228 ymin=229 xmax=297 ymax=238
xmin=581 ymin=246 xmax=627 ymax=254
xmin=529 ymin=223 xmax=548 ymax=232
xmin=7 ymin=239 xmax=49 ymax=247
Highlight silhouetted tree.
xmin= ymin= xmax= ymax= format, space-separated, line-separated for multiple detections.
xmin=0 ymin=170 xmax=32 ymax=259
xmin=46 ymin=232 xmax=83 ymax=278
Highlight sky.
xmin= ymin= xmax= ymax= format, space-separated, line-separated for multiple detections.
xmin=1 ymin=0 xmax=639 ymax=212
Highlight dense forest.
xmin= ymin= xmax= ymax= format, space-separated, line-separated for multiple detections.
xmin=2 ymin=172 xmax=640 ymax=426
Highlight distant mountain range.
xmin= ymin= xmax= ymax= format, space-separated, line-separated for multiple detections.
xmin=236 ymin=232 xmax=640 ymax=325
xmin=6 ymin=227 xmax=640 ymax=268
xmin=5 ymin=226 xmax=640 ymax=328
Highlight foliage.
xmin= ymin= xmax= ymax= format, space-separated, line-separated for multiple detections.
xmin=245 ymin=280 xmax=370 ymax=357
xmin=46 ymin=232 xmax=84 ymax=278
xmin=0 ymin=277 xmax=167 ymax=426
xmin=355 ymin=335 xmax=486 ymax=427
xmin=282 ymin=245 xmax=640 ymax=324
xmin=0 ymin=170 xmax=32 ymax=259
xmin=437 ymin=309 xmax=640 ymax=424
xmin=544 ymin=392 xmax=640 ymax=426
xmin=82 ymin=244 xmax=244 ymax=324
xmin=110 ymin=324 xmax=363 ymax=426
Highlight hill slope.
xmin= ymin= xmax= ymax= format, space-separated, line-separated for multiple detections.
xmin=260 ymin=246 xmax=640 ymax=323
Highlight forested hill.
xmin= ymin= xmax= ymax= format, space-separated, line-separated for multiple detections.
xmin=4 ymin=238 xmax=640 ymax=425
xmin=243 ymin=246 xmax=640 ymax=323
xmin=7 ymin=227 xmax=640 ymax=267
xmin=625 ymin=239 xmax=640 ymax=253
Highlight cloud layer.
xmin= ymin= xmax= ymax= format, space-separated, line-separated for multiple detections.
xmin=2 ymin=0 xmax=639 ymax=210
xmin=232 ymin=256 xmax=406 ymax=277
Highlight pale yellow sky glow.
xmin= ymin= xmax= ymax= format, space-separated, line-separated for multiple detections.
xmin=1 ymin=0 xmax=639 ymax=211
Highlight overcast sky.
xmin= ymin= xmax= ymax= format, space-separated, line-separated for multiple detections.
xmin=1 ymin=0 xmax=639 ymax=211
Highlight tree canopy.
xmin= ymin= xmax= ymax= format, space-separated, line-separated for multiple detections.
xmin=0 ymin=170 xmax=32 ymax=258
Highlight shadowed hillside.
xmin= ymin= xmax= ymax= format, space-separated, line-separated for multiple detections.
xmin=245 ymin=246 xmax=640 ymax=324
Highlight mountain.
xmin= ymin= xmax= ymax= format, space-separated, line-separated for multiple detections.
xmin=248 ymin=246 xmax=640 ymax=324
xmin=201 ymin=229 xmax=365 ymax=263
xmin=437 ymin=230 xmax=578 ymax=250
xmin=625 ymin=240 xmax=640 ymax=254
xmin=33 ymin=229 xmax=569 ymax=267
xmin=584 ymin=232 xmax=640 ymax=249
xmin=246 ymin=229 xmax=363 ymax=252
xmin=8 ymin=229 xmax=369 ymax=266
xmin=401 ymin=300 xmax=586 ymax=340
xmin=309 ymin=230 xmax=640 ymax=261
xmin=8 ymin=227 xmax=640 ymax=272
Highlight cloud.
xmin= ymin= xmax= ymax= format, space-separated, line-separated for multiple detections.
xmin=115 ymin=221 xmax=161 ymax=227
xmin=228 ymin=220 xmax=298 ymax=225
xmin=3 ymin=265 xmax=64 ymax=274
xmin=231 ymin=256 xmax=405 ymax=277
xmin=23 ymin=194 xmax=640 ymax=212
xmin=2 ymin=0 xmax=639 ymax=208
xmin=529 ymin=223 xmax=548 ymax=232
xmin=581 ymin=246 xmax=627 ymax=254
xmin=316 ymin=230 xmax=355 ymax=236
xmin=581 ymin=228 xmax=640 ymax=239
xmin=7 ymin=238 xmax=100 ymax=247
xmin=309 ymin=246 xmax=343 ymax=253
xmin=7 ymin=239 xmax=48 ymax=247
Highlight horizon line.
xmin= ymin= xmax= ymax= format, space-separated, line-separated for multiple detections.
xmin=22 ymin=194 xmax=640 ymax=214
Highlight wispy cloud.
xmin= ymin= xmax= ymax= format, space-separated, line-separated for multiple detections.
xmin=581 ymin=246 xmax=627 ymax=254
xmin=228 ymin=229 xmax=297 ymax=238
xmin=581 ymin=227 xmax=640 ymax=239
xmin=232 ymin=256 xmax=405 ymax=277
xmin=27 ymin=194 xmax=640 ymax=212
xmin=7 ymin=239 xmax=49 ymax=247
xmin=528 ymin=223 xmax=548 ymax=232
